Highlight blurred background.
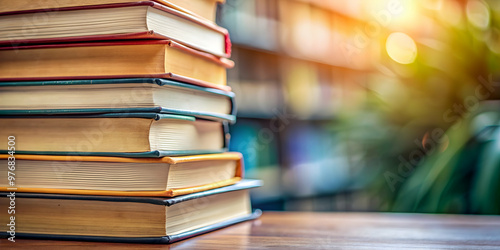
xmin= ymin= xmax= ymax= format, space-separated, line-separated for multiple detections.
xmin=216 ymin=0 xmax=500 ymax=214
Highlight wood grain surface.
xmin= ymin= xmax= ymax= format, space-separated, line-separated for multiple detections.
xmin=1 ymin=212 xmax=500 ymax=249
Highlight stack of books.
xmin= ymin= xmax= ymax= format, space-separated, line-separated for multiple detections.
xmin=0 ymin=0 xmax=261 ymax=244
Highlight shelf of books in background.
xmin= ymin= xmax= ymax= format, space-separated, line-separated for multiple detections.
xmin=218 ymin=0 xmax=378 ymax=210
xmin=0 ymin=0 xmax=262 ymax=243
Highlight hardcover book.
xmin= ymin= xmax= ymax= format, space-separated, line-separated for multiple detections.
xmin=0 ymin=152 xmax=243 ymax=197
xmin=0 ymin=40 xmax=233 ymax=90
xmin=0 ymin=113 xmax=228 ymax=157
xmin=0 ymin=0 xmax=224 ymax=22
xmin=0 ymin=1 xmax=231 ymax=57
xmin=0 ymin=180 xmax=262 ymax=243
xmin=0 ymin=78 xmax=236 ymax=123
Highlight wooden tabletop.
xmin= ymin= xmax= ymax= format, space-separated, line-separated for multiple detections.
xmin=1 ymin=212 xmax=500 ymax=249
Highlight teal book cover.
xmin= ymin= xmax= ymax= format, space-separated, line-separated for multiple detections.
xmin=0 ymin=78 xmax=236 ymax=123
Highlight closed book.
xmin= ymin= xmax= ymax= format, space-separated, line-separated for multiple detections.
xmin=0 ymin=40 xmax=233 ymax=90
xmin=0 ymin=1 xmax=231 ymax=57
xmin=0 ymin=78 xmax=236 ymax=123
xmin=0 ymin=112 xmax=229 ymax=157
xmin=0 ymin=180 xmax=262 ymax=243
xmin=0 ymin=152 xmax=243 ymax=197
xmin=0 ymin=0 xmax=224 ymax=22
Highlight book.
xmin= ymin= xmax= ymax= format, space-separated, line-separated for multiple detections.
xmin=230 ymin=120 xmax=282 ymax=202
xmin=281 ymin=59 xmax=342 ymax=119
xmin=0 ymin=180 xmax=262 ymax=243
xmin=282 ymin=123 xmax=350 ymax=197
xmin=0 ymin=78 xmax=236 ymax=123
xmin=0 ymin=0 xmax=224 ymax=22
xmin=0 ymin=40 xmax=233 ymax=90
xmin=0 ymin=1 xmax=231 ymax=57
xmin=218 ymin=0 xmax=279 ymax=51
xmin=0 ymin=113 xmax=228 ymax=157
xmin=228 ymin=47 xmax=283 ymax=118
xmin=0 ymin=152 xmax=243 ymax=197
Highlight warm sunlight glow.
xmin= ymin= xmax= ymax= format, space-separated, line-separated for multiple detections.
xmin=390 ymin=0 xmax=419 ymax=28
xmin=439 ymin=0 xmax=463 ymax=27
xmin=386 ymin=32 xmax=417 ymax=64
xmin=362 ymin=0 xmax=420 ymax=30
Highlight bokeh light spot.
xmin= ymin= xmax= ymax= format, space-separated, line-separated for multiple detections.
xmin=386 ymin=32 xmax=418 ymax=64
xmin=466 ymin=0 xmax=490 ymax=29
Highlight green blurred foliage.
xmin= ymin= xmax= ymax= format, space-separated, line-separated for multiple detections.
xmin=335 ymin=0 xmax=500 ymax=214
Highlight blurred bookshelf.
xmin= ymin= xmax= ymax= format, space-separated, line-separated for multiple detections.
xmin=217 ymin=0 xmax=378 ymax=211
xmin=216 ymin=0 xmax=500 ymax=214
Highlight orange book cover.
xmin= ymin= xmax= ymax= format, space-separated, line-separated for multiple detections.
xmin=0 ymin=152 xmax=243 ymax=197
